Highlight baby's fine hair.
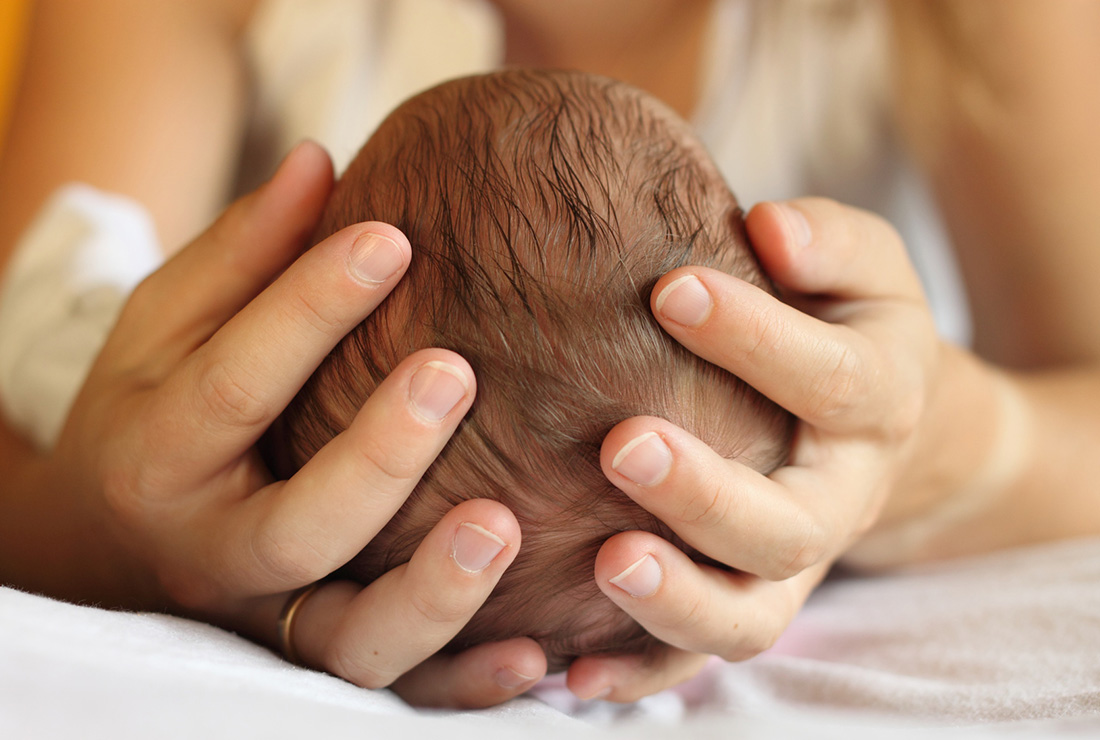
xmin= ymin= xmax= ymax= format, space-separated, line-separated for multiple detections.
xmin=265 ymin=69 xmax=791 ymax=671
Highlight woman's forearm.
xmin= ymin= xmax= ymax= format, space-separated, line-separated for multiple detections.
xmin=844 ymin=3 xmax=1100 ymax=568
xmin=0 ymin=0 xmax=254 ymax=275
xmin=0 ymin=415 xmax=89 ymax=598
xmin=992 ymin=366 xmax=1100 ymax=546
xmin=890 ymin=1 xmax=1100 ymax=368
xmin=852 ymin=347 xmax=1100 ymax=566
xmin=0 ymin=415 xmax=157 ymax=606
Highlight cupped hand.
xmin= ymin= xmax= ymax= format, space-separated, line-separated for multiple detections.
xmin=568 ymin=198 xmax=941 ymax=701
xmin=48 ymin=141 xmax=546 ymax=707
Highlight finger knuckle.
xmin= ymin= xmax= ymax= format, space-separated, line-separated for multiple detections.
xmin=733 ymin=625 xmax=783 ymax=661
xmin=196 ymin=359 xmax=273 ymax=431
xmin=284 ymin=287 xmax=346 ymax=338
xmin=99 ymin=461 xmax=143 ymax=520
xmin=739 ymin=301 xmax=788 ymax=365
xmin=326 ymin=647 xmax=393 ymax=690
xmin=721 ymin=638 xmax=760 ymax=663
xmin=677 ymin=482 xmax=731 ymax=533
xmin=352 ymin=433 xmax=425 ymax=488
xmin=158 ymin=566 xmax=224 ymax=613
xmin=770 ymin=513 xmax=829 ymax=581
xmin=407 ymin=583 xmax=471 ymax=627
xmin=719 ymin=615 xmax=784 ymax=662
xmin=807 ymin=344 xmax=865 ymax=424
xmin=250 ymin=528 xmax=330 ymax=586
xmin=656 ymin=586 xmax=712 ymax=638
xmin=99 ymin=452 xmax=159 ymax=526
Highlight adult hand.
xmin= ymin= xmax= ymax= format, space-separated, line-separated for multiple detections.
xmin=568 ymin=198 xmax=942 ymax=701
xmin=46 ymin=141 xmax=547 ymax=707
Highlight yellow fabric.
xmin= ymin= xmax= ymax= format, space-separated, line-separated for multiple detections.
xmin=0 ymin=0 xmax=31 ymax=148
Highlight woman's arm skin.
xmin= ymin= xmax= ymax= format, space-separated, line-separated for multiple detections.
xmin=891 ymin=0 xmax=1100 ymax=368
xmin=0 ymin=0 xmax=256 ymax=271
xmin=869 ymin=0 xmax=1100 ymax=558
xmin=574 ymin=1 xmax=1100 ymax=700
xmin=0 ymin=143 xmax=546 ymax=708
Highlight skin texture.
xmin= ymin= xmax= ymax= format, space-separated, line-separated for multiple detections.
xmin=2 ymin=0 xmax=1100 ymax=707
xmin=0 ymin=142 xmax=547 ymax=707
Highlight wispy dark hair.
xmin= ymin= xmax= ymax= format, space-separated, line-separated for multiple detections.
xmin=265 ymin=69 xmax=791 ymax=672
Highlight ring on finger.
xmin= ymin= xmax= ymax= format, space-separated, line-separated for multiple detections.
xmin=278 ymin=582 xmax=324 ymax=666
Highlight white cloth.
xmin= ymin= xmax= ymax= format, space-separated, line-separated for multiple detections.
xmin=2 ymin=537 xmax=1099 ymax=736
xmin=0 ymin=185 xmax=161 ymax=448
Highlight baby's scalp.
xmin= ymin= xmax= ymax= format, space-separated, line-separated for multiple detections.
xmin=265 ymin=69 xmax=792 ymax=671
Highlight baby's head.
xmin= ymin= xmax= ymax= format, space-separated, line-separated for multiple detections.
xmin=265 ymin=69 xmax=792 ymax=672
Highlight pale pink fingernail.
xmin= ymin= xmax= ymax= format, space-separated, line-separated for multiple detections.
xmin=452 ymin=522 xmax=506 ymax=573
xmin=580 ymin=685 xmax=613 ymax=701
xmin=349 ymin=231 xmax=405 ymax=284
xmin=777 ymin=203 xmax=812 ymax=249
xmin=611 ymin=432 xmax=672 ymax=487
xmin=609 ymin=554 xmax=662 ymax=597
xmin=409 ymin=361 xmax=469 ymax=422
xmin=494 ymin=667 xmax=536 ymax=689
xmin=654 ymin=275 xmax=712 ymax=327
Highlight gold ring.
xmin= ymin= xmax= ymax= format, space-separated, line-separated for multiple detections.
xmin=277 ymin=582 xmax=324 ymax=666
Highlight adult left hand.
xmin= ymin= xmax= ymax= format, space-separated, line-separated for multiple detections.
xmin=567 ymin=197 xmax=943 ymax=701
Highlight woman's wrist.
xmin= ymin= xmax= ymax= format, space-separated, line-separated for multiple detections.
xmin=0 ymin=417 xmax=161 ymax=607
xmin=845 ymin=342 xmax=1012 ymax=567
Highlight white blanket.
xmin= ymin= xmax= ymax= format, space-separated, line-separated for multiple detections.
xmin=3 ymin=537 xmax=1099 ymax=738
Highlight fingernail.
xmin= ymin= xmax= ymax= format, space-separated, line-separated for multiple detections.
xmin=581 ymin=685 xmax=613 ymax=701
xmin=453 ymin=522 xmax=507 ymax=573
xmin=611 ymin=432 xmax=672 ymax=487
xmin=349 ymin=231 xmax=405 ymax=284
xmin=409 ymin=361 xmax=469 ymax=422
xmin=609 ymin=553 xmax=662 ymax=597
xmin=654 ymin=275 xmax=712 ymax=327
xmin=777 ymin=203 xmax=812 ymax=249
xmin=494 ymin=667 xmax=536 ymax=689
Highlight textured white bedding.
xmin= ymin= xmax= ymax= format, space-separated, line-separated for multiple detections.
xmin=3 ymin=537 xmax=1098 ymax=739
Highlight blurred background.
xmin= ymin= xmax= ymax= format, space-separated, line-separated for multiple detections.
xmin=0 ymin=0 xmax=30 ymax=148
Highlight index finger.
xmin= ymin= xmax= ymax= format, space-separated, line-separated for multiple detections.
xmin=651 ymin=267 xmax=896 ymax=431
xmin=154 ymin=220 xmax=412 ymax=474
xmin=116 ymin=141 xmax=335 ymax=365
xmin=219 ymin=348 xmax=476 ymax=589
xmin=745 ymin=198 xmax=927 ymax=302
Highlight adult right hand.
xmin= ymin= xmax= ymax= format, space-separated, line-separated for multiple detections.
xmin=33 ymin=141 xmax=547 ymax=707
xmin=568 ymin=197 xmax=946 ymax=702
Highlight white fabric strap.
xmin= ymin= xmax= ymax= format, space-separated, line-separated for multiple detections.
xmin=0 ymin=184 xmax=162 ymax=450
